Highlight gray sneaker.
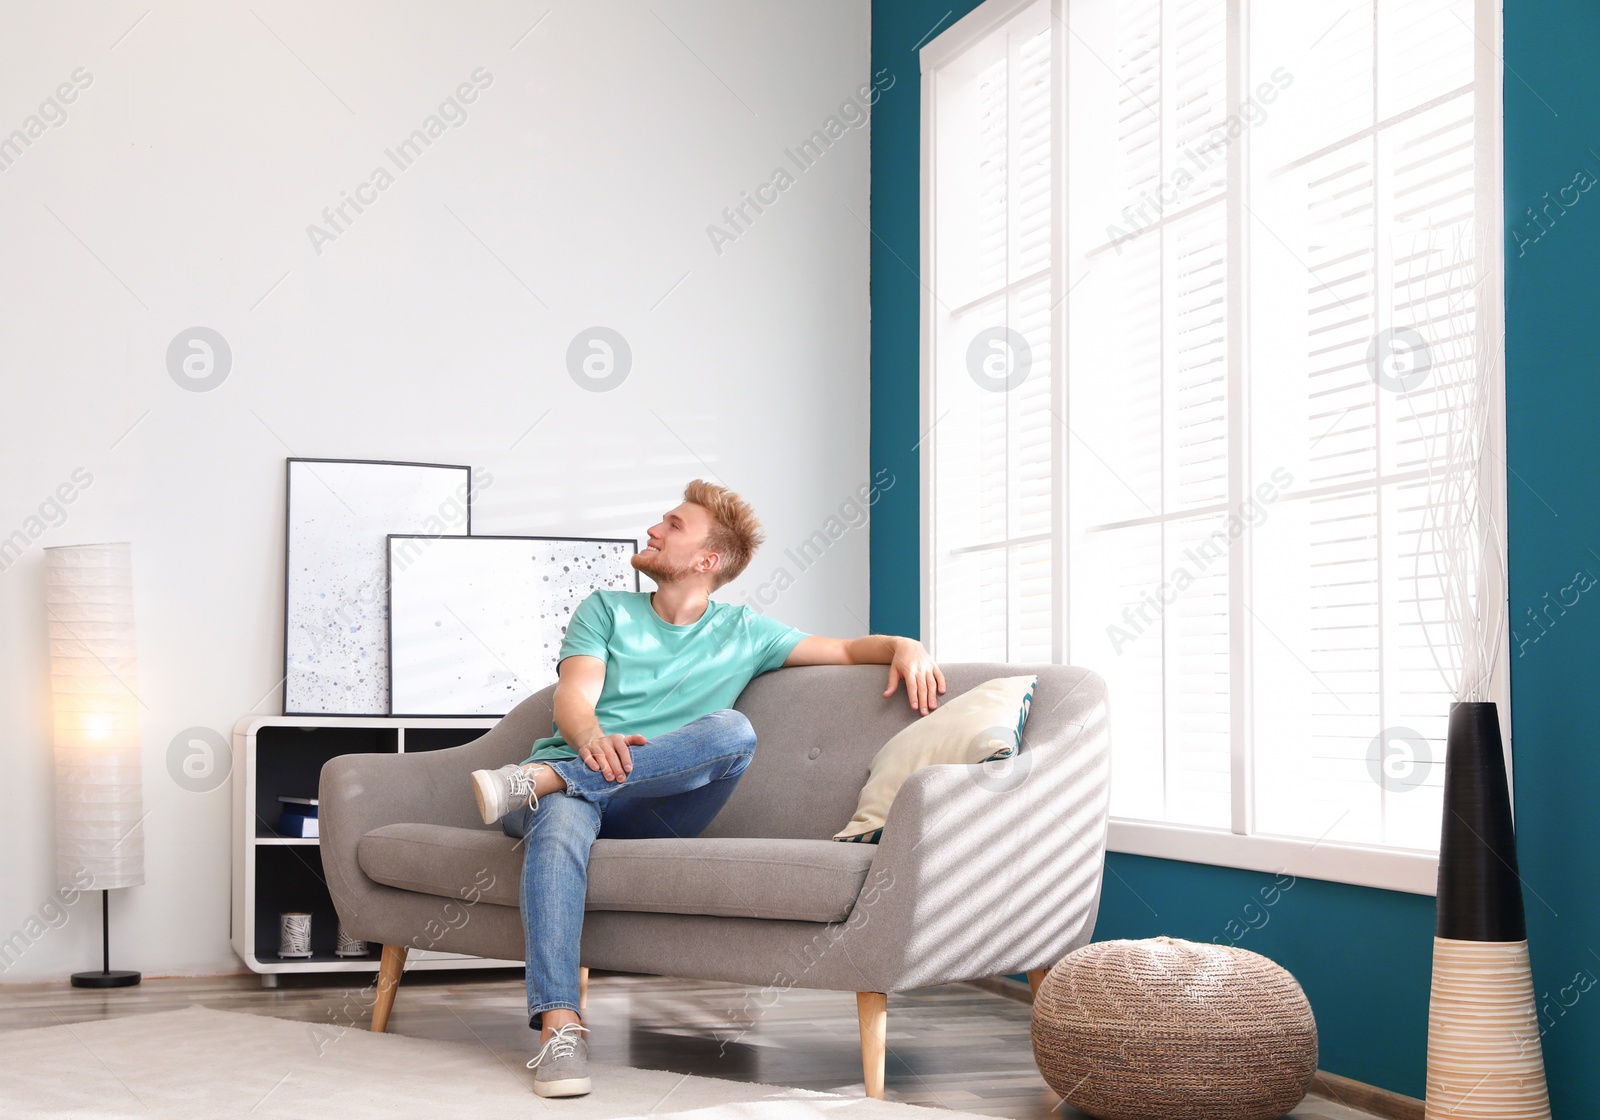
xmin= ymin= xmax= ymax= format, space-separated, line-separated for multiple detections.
xmin=527 ymin=1023 xmax=591 ymax=1097
xmin=471 ymin=763 xmax=541 ymax=825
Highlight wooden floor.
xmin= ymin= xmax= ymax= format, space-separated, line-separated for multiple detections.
xmin=0 ymin=967 xmax=1382 ymax=1119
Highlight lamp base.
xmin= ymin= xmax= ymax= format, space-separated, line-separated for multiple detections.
xmin=71 ymin=969 xmax=141 ymax=989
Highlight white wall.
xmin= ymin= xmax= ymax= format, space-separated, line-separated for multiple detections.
xmin=0 ymin=0 xmax=874 ymax=980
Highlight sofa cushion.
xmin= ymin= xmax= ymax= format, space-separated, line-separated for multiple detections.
xmin=359 ymin=825 xmax=524 ymax=907
xmin=833 ymin=674 xmax=1037 ymax=842
xmin=358 ymin=824 xmax=878 ymax=923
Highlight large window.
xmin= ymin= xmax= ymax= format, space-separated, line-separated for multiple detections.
xmin=921 ymin=0 xmax=1503 ymax=891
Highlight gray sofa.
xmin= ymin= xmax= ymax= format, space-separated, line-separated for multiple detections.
xmin=320 ymin=662 xmax=1110 ymax=1097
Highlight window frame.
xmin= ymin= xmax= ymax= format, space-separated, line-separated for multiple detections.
xmin=918 ymin=0 xmax=1507 ymax=896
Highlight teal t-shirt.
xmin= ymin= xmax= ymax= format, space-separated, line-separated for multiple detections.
xmin=521 ymin=589 xmax=809 ymax=763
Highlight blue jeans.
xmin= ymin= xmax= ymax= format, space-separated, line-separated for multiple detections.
xmin=498 ymin=708 xmax=757 ymax=1030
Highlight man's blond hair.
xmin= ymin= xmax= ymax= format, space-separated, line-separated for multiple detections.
xmin=683 ymin=479 xmax=764 ymax=588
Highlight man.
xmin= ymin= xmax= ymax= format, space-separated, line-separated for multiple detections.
xmin=468 ymin=479 xmax=946 ymax=1098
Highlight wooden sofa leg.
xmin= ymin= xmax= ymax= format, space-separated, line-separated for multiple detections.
xmin=372 ymin=944 xmax=408 ymax=1032
xmin=1027 ymin=968 xmax=1047 ymax=998
xmin=579 ymin=966 xmax=589 ymax=1010
xmin=856 ymin=991 xmax=887 ymax=1099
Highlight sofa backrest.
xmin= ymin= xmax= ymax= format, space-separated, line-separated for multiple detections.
xmin=700 ymin=661 xmax=1101 ymax=841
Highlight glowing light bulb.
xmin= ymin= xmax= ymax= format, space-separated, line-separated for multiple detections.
xmin=85 ymin=714 xmax=114 ymax=740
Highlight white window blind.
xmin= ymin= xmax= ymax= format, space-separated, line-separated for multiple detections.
xmin=928 ymin=0 xmax=1056 ymax=665
xmin=922 ymin=0 xmax=1503 ymax=882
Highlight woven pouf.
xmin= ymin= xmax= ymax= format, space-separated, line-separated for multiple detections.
xmin=1031 ymin=937 xmax=1318 ymax=1120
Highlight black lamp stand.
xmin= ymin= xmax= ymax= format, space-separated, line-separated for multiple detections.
xmin=70 ymin=889 xmax=140 ymax=988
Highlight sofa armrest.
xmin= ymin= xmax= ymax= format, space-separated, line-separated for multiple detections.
xmin=844 ymin=670 xmax=1111 ymax=992
xmin=319 ymin=686 xmax=555 ymax=939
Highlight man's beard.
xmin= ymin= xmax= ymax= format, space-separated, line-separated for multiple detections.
xmin=631 ymin=548 xmax=692 ymax=585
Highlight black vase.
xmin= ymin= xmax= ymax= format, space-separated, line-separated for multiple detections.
xmin=1435 ymin=701 xmax=1525 ymax=942
xmin=1424 ymin=700 xmax=1550 ymax=1120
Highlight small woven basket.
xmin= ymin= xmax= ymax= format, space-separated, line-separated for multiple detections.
xmin=1031 ymin=936 xmax=1317 ymax=1120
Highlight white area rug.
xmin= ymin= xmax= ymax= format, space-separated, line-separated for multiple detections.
xmin=0 ymin=1006 xmax=993 ymax=1119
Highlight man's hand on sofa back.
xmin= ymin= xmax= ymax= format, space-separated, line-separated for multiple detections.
xmin=782 ymin=634 xmax=947 ymax=716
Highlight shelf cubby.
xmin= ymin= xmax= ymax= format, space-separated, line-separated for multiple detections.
xmin=232 ymin=714 xmax=516 ymax=985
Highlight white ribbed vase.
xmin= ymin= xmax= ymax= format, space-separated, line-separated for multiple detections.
xmin=1424 ymin=937 xmax=1550 ymax=1120
xmin=46 ymin=543 xmax=145 ymax=891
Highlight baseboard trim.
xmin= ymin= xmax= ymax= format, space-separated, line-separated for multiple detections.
xmin=967 ymin=975 xmax=1032 ymax=1004
xmin=966 ymin=977 xmax=1426 ymax=1120
xmin=1308 ymin=1071 xmax=1424 ymax=1120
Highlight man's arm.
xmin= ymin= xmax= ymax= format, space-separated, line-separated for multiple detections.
xmin=783 ymin=634 xmax=947 ymax=716
xmin=550 ymin=655 xmax=640 ymax=782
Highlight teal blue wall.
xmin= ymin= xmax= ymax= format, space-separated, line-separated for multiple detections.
xmin=869 ymin=0 xmax=1598 ymax=1106
xmin=1499 ymin=1 xmax=1600 ymax=1114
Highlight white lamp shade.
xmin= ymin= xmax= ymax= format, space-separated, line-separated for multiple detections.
xmin=46 ymin=543 xmax=144 ymax=891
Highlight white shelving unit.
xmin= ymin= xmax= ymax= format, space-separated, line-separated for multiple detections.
xmin=231 ymin=714 xmax=519 ymax=986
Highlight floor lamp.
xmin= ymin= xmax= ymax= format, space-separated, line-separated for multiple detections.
xmin=45 ymin=543 xmax=144 ymax=988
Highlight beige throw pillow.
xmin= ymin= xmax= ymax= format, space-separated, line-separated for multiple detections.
xmin=833 ymin=675 xmax=1038 ymax=843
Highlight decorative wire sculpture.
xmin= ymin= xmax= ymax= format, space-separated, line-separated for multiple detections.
xmin=1393 ymin=216 xmax=1506 ymax=705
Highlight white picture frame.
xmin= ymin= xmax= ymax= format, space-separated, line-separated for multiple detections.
xmin=283 ymin=458 xmax=474 ymax=716
xmin=387 ymin=534 xmax=639 ymax=717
